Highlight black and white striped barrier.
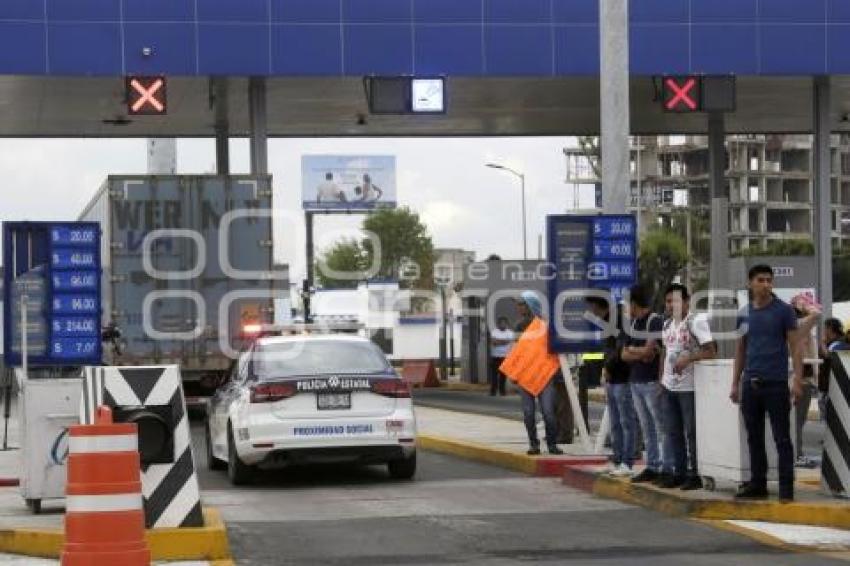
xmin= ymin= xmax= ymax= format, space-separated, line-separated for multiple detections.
xmin=822 ymin=351 xmax=850 ymax=498
xmin=81 ymin=365 xmax=204 ymax=527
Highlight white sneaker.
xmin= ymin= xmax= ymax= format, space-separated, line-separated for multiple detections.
xmin=606 ymin=461 xmax=617 ymax=474
xmin=612 ymin=464 xmax=633 ymax=478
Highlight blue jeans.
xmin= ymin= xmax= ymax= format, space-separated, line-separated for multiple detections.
xmin=607 ymin=383 xmax=637 ymax=467
xmin=631 ymin=381 xmax=664 ymax=472
xmin=520 ymin=378 xmax=559 ymax=449
xmin=661 ymin=388 xmax=697 ymax=479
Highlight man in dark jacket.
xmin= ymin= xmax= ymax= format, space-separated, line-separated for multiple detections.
xmin=586 ymin=296 xmax=636 ymax=476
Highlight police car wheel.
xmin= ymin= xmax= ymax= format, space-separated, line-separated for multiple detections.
xmin=387 ymin=452 xmax=416 ymax=480
xmin=206 ymin=423 xmax=226 ymax=471
xmin=227 ymin=426 xmax=254 ymax=485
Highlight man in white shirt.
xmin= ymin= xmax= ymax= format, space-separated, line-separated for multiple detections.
xmin=490 ymin=316 xmax=514 ymax=396
xmin=316 ymin=172 xmax=346 ymax=203
xmin=658 ymin=283 xmax=716 ymax=490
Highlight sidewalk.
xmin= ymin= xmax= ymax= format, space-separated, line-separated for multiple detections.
xmin=415 ymin=405 xmax=850 ymax=533
xmin=0 ymin=399 xmax=231 ymax=563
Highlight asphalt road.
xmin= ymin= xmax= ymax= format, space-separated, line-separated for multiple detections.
xmin=412 ymin=388 xmax=827 ymax=460
xmin=191 ymin=424 xmax=841 ymax=566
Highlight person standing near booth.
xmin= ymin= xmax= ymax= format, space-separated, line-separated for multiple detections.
xmin=489 ymin=316 xmax=514 ymax=396
xmin=731 ymin=264 xmax=804 ymax=502
xmin=500 ymin=292 xmax=563 ymax=456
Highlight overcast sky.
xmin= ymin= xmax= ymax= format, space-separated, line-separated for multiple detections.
xmin=0 ymin=137 xmax=595 ymax=282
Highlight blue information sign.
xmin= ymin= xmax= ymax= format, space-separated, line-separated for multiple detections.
xmin=3 ymin=221 xmax=102 ymax=367
xmin=546 ymin=214 xmax=638 ymax=353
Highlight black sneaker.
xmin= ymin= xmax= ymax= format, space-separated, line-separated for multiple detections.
xmin=680 ymin=477 xmax=703 ymax=491
xmin=651 ymin=473 xmax=671 ymax=487
xmin=631 ymin=469 xmax=658 ymax=483
xmin=527 ymin=446 xmax=541 ymax=456
xmin=658 ymin=475 xmax=685 ymax=489
xmin=548 ymin=445 xmax=564 ymax=455
xmin=735 ymin=483 xmax=768 ymax=500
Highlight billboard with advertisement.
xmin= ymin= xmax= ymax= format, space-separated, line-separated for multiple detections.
xmin=302 ymin=155 xmax=397 ymax=211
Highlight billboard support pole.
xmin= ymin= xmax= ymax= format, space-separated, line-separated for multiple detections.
xmin=304 ymin=212 xmax=314 ymax=323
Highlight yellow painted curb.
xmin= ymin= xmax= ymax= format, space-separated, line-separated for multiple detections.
xmin=147 ymin=507 xmax=232 ymax=561
xmin=417 ymin=434 xmax=537 ymax=474
xmin=0 ymin=507 xmax=231 ymax=561
xmin=591 ymin=474 xmax=850 ymax=530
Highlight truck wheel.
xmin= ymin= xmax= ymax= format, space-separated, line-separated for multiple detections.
xmin=388 ymin=452 xmax=416 ymax=480
xmin=227 ymin=427 xmax=254 ymax=486
xmin=205 ymin=423 xmax=226 ymax=471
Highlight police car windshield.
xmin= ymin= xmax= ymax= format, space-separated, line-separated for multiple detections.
xmin=253 ymin=340 xmax=391 ymax=379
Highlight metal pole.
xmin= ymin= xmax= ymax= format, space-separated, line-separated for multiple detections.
xmin=20 ymin=295 xmax=27 ymax=382
xmin=439 ymin=286 xmax=448 ymax=380
xmin=2 ymin=367 xmax=11 ymax=450
xmin=600 ymin=0 xmax=630 ymax=214
xmin=213 ymin=78 xmax=230 ymax=175
xmin=635 ymin=138 xmax=641 ymax=233
xmin=708 ymin=112 xmax=733 ymax=357
xmin=449 ymin=309 xmax=455 ymax=375
xmin=814 ymin=76 xmax=833 ymax=317
xmin=248 ymin=77 xmax=268 ymax=176
xmin=304 ymin=212 xmax=314 ymax=323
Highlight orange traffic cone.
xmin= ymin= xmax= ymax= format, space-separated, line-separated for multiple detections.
xmin=62 ymin=406 xmax=150 ymax=566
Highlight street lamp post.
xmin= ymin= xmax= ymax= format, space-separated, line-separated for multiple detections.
xmin=486 ymin=163 xmax=527 ymax=260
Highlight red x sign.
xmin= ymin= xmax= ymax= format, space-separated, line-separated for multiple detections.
xmin=126 ymin=76 xmax=167 ymax=115
xmin=662 ymin=76 xmax=701 ymax=113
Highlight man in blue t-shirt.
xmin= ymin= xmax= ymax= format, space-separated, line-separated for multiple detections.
xmin=731 ymin=264 xmax=804 ymax=502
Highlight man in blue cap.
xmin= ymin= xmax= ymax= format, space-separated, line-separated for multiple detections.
xmin=514 ymin=291 xmax=563 ymax=455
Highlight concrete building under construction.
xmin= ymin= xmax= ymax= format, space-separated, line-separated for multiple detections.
xmin=564 ymin=134 xmax=850 ymax=286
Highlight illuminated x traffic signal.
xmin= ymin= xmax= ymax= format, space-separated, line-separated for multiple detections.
xmin=663 ymin=76 xmax=700 ymax=112
xmin=660 ymin=75 xmax=736 ymax=113
xmin=126 ymin=76 xmax=167 ymax=115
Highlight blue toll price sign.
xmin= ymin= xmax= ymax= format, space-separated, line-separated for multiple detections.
xmin=52 ymin=337 xmax=100 ymax=360
xmin=3 ymin=221 xmax=102 ymax=367
xmin=51 ymin=317 xmax=100 ymax=338
xmin=50 ymin=226 xmax=98 ymax=247
xmin=52 ymin=249 xmax=97 ymax=270
xmin=52 ymin=271 xmax=98 ymax=292
xmin=547 ymin=214 xmax=638 ymax=353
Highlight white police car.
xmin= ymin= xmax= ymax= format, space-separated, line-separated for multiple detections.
xmin=205 ymin=333 xmax=417 ymax=485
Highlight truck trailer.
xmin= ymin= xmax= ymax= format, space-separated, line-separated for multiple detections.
xmin=78 ymin=175 xmax=284 ymax=405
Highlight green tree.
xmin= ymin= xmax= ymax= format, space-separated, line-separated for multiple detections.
xmin=638 ymin=228 xmax=689 ymax=309
xmin=315 ymin=207 xmax=436 ymax=291
xmin=363 ymin=207 xmax=435 ymax=289
xmin=315 ymin=238 xmax=368 ymax=289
